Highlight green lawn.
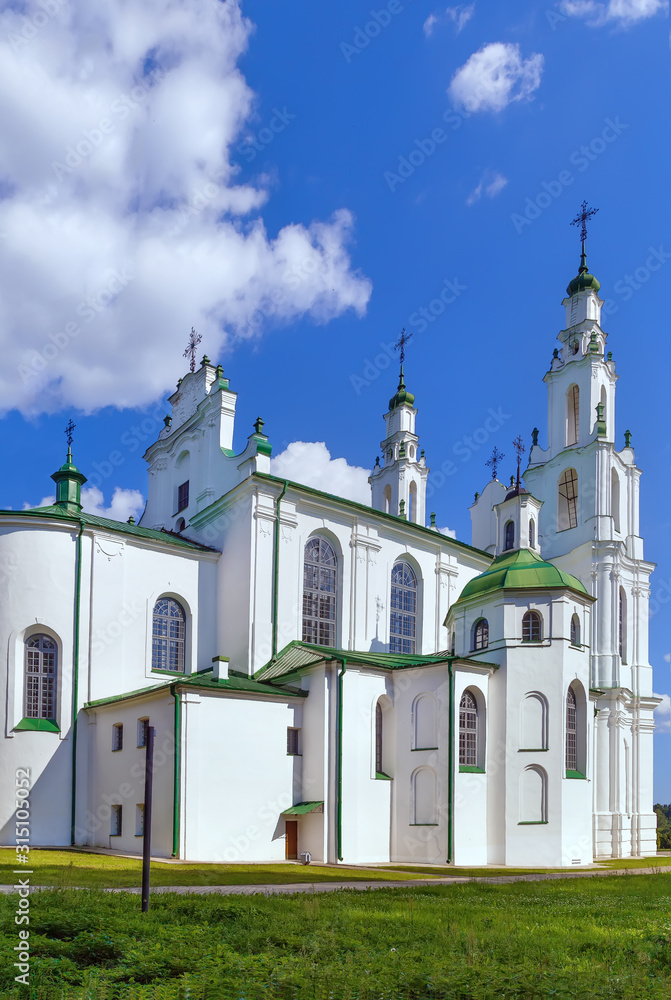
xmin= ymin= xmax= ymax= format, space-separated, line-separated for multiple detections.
xmin=0 ymin=876 xmax=669 ymax=998
xmin=0 ymin=850 xmax=428 ymax=888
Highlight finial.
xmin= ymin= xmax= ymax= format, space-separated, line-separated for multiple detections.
xmin=510 ymin=475 xmax=515 ymax=487
xmin=624 ymin=429 xmax=632 ymax=448
xmin=394 ymin=327 xmax=412 ymax=366
xmin=127 ymin=515 xmax=136 ymax=525
xmin=399 ymin=441 xmax=406 ymax=459
xmin=430 ymin=511 xmax=436 ymax=527
xmin=589 ymin=331 xmax=599 ymax=354
xmin=399 ymin=499 xmax=406 ymax=519
xmin=532 ymin=427 xmax=539 ymax=447
xmin=215 ymin=364 xmax=224 ymax=379
xmin=177 ymin=377 xmax=183 ymax=388
xmin=595 ymin=402 xmax=606 ymax=437
xmin=163 ymin=415 xmax=172 ymax=428
xmin=553 ymin=348 xmax=559 ymax=359
xmin=485 ymin=445 xmax=504 ymax=481
xmin=254 ymin=416 xmax=265 ymax=436
xmin=420 ymin=449 xmax=425 ymax=458
xmin=183 ymin=327 xmax=202 ymax=373
xmin=570 ymin=200 xmax=599 ymax=270
xmin=607 ymin=351 xmax=612 ymax=362
xmin=374 ymin=455 xmax=380 ymax=467
xmin=512 ymin=434 xmax=526 ymax=489
xmin=200 ymin=354 xmax=210 ymax=367
xmin=474 ymin=491 xmax=480 ymax=502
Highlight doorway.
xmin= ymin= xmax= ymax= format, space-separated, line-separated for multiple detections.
xmin=285 ymin=820 xmax=298 ymax=860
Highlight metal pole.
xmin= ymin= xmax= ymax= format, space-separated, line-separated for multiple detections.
xmin=141 ymin=725 xmax=155 ymax=912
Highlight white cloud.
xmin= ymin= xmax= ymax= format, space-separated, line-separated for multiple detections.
xmin=438 ymin=525 xmax=457 ymax=538
xmin=424 ymin=5 xmax=474 ymax=36
xmin=466 ymin=170 xmax=508 ymax=205
xmin=558 ymin=0 xmax=667 ymax=24
xmin=448 ymin=42 xmax=544 ymax=113
xmin=664 ymin=652 xmax=671 ymax=663
xmin=654 ymin=693 xmax=671 ymax=734
xmin=24 ymin=486 xmax=145 ymax=521
xmin=0 ymin=0 xmax=372 ymax=418
xmin=445 ymin=4 xmax=476 ymax=32
xmin=270 ymin=442 xmax=371 ymax=505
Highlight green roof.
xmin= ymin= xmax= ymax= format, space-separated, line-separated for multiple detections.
xmin=1 ymin=504 xmax=217 ymax=553
xmin=282 ymin=801 xmax=324 ymax=816
xmin=567 ymin=252 xmax=601 ymax=296
xmin=452 ymin=547 xmax=592 ymax=607
xmin=84 ymin=670 xmax=306 ymax=710
xmin=257 ymin=640 xmax=459 ymax=683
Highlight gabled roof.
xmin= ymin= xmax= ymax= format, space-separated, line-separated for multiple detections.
xmin=452 ymin=546 xmax=593 ymax=608
xmin=84 ymin=669 xmax=306 ymax=710
xmin=256 ymin=640 xmax=458 ymax=683
xmin=0 ymin=504 xmax=218 ymax=553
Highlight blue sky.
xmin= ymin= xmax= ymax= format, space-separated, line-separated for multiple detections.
xmin=1 ymin=1 xmax=669 ymax=796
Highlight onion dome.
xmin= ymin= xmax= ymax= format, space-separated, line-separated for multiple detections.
xmin=51 ymin=447 xmax=87 ymax=512
xmin=567 ymin=251 xmax=601 ymax=296
xmin=389 ymin=366 xmax=415 ymax=410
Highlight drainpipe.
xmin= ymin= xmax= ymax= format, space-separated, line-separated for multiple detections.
xmin=170 ymin=685 xmax=182 ymax=857
xmin=70 ymin=519 xmax=85 ymax=845
xmin=271 ymin=481 xmax=289 ymax=661
xmin=447 ymin=660 xmax=455 ymax=865
xmin=336 ymin=657 xmax=347 ymax=861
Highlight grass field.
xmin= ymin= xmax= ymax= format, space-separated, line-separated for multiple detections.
xmin=0 ymin=876 xmax=670 ymax=998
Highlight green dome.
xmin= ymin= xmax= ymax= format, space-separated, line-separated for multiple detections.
xmin=567 ymin=252 xmax=600 ymax=296
xmin=454 ymin=547 xmax=589 ymax=606
xmin=389 ymin=366 xmax=415 ymax=410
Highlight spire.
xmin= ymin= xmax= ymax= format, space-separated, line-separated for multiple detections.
xmin=567 ymin=201 xmax=601 ymax=296
xmin=388 ymin=363 xmax=415 ymax=410
xmin=51 ymin=427 xmax=87 ymax=513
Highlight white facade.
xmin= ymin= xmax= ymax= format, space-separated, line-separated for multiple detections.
xmin=0 ymin=248 xmax=659 ymax=866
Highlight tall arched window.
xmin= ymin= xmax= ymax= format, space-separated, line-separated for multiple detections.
xmin=529 ymin=518 xmax=535 ymax=549
xmin=619 ymin=588 xmax=626 ymax=663
xmin=611 ymin=469 xmax=621 ymax=533
xmin=383 ymin=484 xmax=392 ymax=514
xmin=302 ymin=537 xmax=337 ymax=647
xmin=565 ymin=687 xmax=577 ymax=772
xmin=408 ymin=481 xmax=417 ymax=523
xmin=152 ymin=598 xmax=186 ymax=672
xmin=570 ymin=613 xmax=581 ymax=646
xmin=375 ymin=701 xmax=383 ymax=774
xmin=558 ymin=468 xmax=578 ymax=530
xmin=504 ymin=520 xmax=515 ymax=550
xmin=566 ymin=385 xmax=579 ymax=446
xmin=459 ymin=691 xmax=478 ymax=766
xmin=522 ymin=610 xmax=542 ymax=643
xmin=24 ymin=635 xmax=57 ymax=719
xmin=473 ymin=618 xmax=489 ymax=651
xmin=390 ymin=561 xmax=417 ymax=654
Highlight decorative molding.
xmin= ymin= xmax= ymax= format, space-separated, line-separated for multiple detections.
xmin=94 ymin=535 xmax=125 ymax=561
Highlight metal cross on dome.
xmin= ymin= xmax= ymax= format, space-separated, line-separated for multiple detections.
xmin=183 ymin=327 xmax=202 ymax=373
xmin=512 ymin=434 xmax=526 ymax=487
xmin=65 ymin=419 xmax=76 ymax=449
xmin=570 ymin=200 xmax=599 ymax=253
xmin=485 ymin=445 xmax=504 ymax=480
xmin=394 ymin=328 xmax=413 ymax=365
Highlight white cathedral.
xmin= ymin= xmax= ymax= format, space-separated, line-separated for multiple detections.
xmin=0 ymin=242 xmax=659 ymax=868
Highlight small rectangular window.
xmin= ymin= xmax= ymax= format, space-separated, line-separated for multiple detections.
xmin=287 ymin=727 xmax=300 ymax=755
xmin=137 ymin=717 xmax=149 ymax=748
xmin=135 ymin=804 xmax=145 ymax=837
xmin=177 ymin=481 xmax=189 ymax=512
xmin=110 ymin=804 xmax=122 ymax=836
xmin=112 ymin=723 xmax=123 ymax=751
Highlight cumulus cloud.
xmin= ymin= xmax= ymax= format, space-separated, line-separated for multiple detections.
xmin=654 ymin=693 xmax=671 ymax=734
xmin=558 ymin=0 xmax=667 ymax=25
xmin=24 ymin=486 xmax=145 ymax=521
xmin=270 ymin=442 xmax=371 ymax=505
xmin=466 ymin=170 xmax=508 ymax=205
xmin=438 ymin=525 xmax=457 ymax=538
xmin=0 ymin=0 xmax=372 ymax=418
xmin=448 ymin=42 xmax=544 ymax=113
xmin=424 ymin=4 xmax=474 ymax=36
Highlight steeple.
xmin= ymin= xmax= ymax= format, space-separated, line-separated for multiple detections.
xmin=51 ymin=445 xmax=87 ymax=512
xmin=369 ymin=333 xmax=428 ymax=524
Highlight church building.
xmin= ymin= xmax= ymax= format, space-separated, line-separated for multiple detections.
xmin=0 ymin=236 xmax=659 ymax=867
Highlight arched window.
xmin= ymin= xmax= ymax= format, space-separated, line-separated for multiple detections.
xmin=390 ymin=561 xmax=417 ymax=654
xmin=473 ymin=618 xmax=489 ymax=651
xmin=24 ymin=635 xmax=57 ymax=719
xmin=566 ymin=385 xmax=579 ymax=446
xmin=152 ymin=598 xmax=186 ymax=672
xmin=529 ymin=518 xmax=535 ymax=549
xmin=565 ymin=687 xmax=577 ymax=772
xmin=450 ymin=631 xmax=456 ymax=656
xmin=302 ymin=537 xmax=337 ymax=647
xmin=619 ymin=588 xmax=626 ymax=663
xmin=558 ymin=468 xmax=578 ymax=530
xmin=570 ymin=613 xmax=580 ymax=646
xmin=459 ymin=691 xmax=478 ymax=766
xmin=611 ymin=469 xmax=621 ymax=533
xmin=383 ymin=484 xmax=392 ymax=514
xmin=408 ymin=481 xmax=417 ymax=523
xmin=413 ymin=694 xmax=437 ymax=749
xmin=375 ymin=702 xmax=383 ymax=774
xmin=522 ymin=610 xmax=542 ymax=643
xmin=504 ymin=520 xmax=515 ymax=550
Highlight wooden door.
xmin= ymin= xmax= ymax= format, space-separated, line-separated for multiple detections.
xmin=285 ymin=820 xmax=298 ymax=860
